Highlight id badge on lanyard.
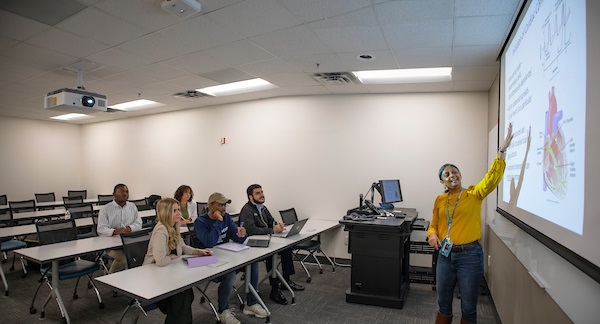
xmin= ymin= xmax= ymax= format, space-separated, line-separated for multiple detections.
xmin=439 ymin=189 xmax=463 ymax=257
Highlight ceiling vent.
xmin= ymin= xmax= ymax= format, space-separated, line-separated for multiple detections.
xmin=174 ymin=90 xmax=212 ymax=98
xmin=312 ymin=72 xmax=357 ymax=85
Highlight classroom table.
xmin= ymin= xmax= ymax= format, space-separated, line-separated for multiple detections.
xmin=95 ymin=219 xmax=341 ymax=324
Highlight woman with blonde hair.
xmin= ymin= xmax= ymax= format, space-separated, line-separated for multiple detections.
xmin=143 ymin=197 xmax=211 ymax=323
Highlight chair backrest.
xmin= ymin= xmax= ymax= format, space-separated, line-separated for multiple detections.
xmin=186 ymin=223 xmax=201 ymax=248
xmin=120 ymin=229 xmax=152 ymax=268
xmin=279 ymin=208 xmax=298 ymax=225
xmin=230 ymin=213 xmax=240 ymax=226
xmin=68 ymin=190 xmax=87 ymax=199
xmin=9 ymin=199 xmax=36 ymax=213
xmin=65 ymin=203 xmax=95 ymax=219
xmin=146 ymin=195 xmax=161 ymax=209
xmin=0 ymin=207 xmax=11 ymax=227
xmin=63 ymin=196 xmax=83 ymax=204
xmin=196 ymin=202 xmax=208 ymax=215
xmin=130 ymin=198 xmax=150 ymax=211
xmin=35 ymin=192 xmax=56 ymax=203
xmin=36 ymin=219 xmax=78 ymax=245
xmin=0 ymin=194 xmax=7 ymax=205
xmin=97 ymin=194 xmax=114 ymax=205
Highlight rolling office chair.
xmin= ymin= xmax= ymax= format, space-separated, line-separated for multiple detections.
xmin=0 ymin=194 xmax=7 ymax=206
xmin=196 ymin=202 xmax=208 ymax=215
xmin=67 ymin=190 xmax=87 ymax=199
xmin=97 ymin=194 xmax=114 ymax=205
xmin=0 ymin=209 xmax=28 ymax=296
xmin=62 ymin=196 xmax=83 ymax=205
xmin=29 ymin=219 xmax=104 ymax=320
xmin=64 ymin=203 xmax=96 ymax=239
xmin=130 ymin=198 xmax=151 ymax=211
xmin=34 ymin=192 xmax=56 ymax=210
xmin=116 ymin=228 xmax=158 ymax=323
xmin=9 ymin=199 xmax=37 ymax=225
xmin=279 ymin=208 xmax=335 ymax=283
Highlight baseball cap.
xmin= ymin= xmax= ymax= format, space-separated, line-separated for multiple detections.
xmin=208 ymin=192 xmax=232 ymax=204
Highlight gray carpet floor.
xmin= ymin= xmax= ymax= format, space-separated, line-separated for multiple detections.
xmin=0 ymin=257 xmax=500 ymax=324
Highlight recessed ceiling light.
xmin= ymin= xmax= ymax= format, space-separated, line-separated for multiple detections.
xmin=352 ymin=67 xmax=452 ymax=84
xmin=197 ymin=78 xmax=277 ymax=97
xmin=108 ymin=99 xmax=164 ymax=111
xmin=51 ymin=113 xmax=94 ymax=121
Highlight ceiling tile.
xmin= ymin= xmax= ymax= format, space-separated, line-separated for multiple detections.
xmin=0 ymin=0 xmax=87 ymax=26
xmin=454 ymin=15 xmax=513 ymax=46
xmin=2 ymin=42 xmax=79 ymax=70
xmin=56 ymin=7 xmax=148 ymax=46
xmin=455 ymin=0 xmax=522 ymax=16
xmin=93 ymin=0 xmax=184 ymax=31
xmin=204 ymin=40 xmax=275 ymax=67
xmin=0 ymin=35 xmax=20 ymax=52
xmin=237 ymin=58 xmax=301 ymax=77
xmin=278 ymin=0 xmax=372 ymax=23
xmin=0 ymin=10 xmax=50 ymax=40
xmin=383 ymin=20 xmax=454 ymax=50
xmin=453 ymin=45 xmax=501 ymax=66
xmin=337 ymin=50 xmax=398 ymax=71
xmin=25 ymin=27 xmax=111 ymax=58
xmin=200 ymin=68 xmax=254 ymax=84
xmin=374 ymin=0 xmax=454 ymax=25
xmin=281 ymin=53 xmax=345 ymax=73
xmin=157 ymin=16 xmax=243 ymax=54
xmin=392 ymin=47 xmax=452 ymax=68
xmin=87 ymin=47 xmax=156 ymax=70
xmin=250 ymin=25 xmax=331 ymax=57
xmin=163 ymin=51 xmax=230 ymax=75
xmin=207 ymin=0 xmax=301 ymax=38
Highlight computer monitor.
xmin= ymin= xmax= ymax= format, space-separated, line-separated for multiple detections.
xmin=379 ymin=179 xmax=403 ymax=204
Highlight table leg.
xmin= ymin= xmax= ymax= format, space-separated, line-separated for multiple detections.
xmin=51 ymin=260 xmax=70 ymax=324
xmin=272 ymin=253 xmax=295 ymax=304
xmin=245 ymin=263 xmax=271 ymax=323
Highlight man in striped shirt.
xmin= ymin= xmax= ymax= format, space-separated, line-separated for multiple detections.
xmin=97 ymin=183 xmax=142 ymax=273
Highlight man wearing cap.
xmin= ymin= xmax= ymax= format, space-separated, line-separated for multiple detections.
xmin=240 ymin=184 xmax=305 ymax=306
xmin=194 ymin=192 xmax=269 ymax=324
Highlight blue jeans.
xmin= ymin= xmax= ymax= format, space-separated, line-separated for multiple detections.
xmin=436 ymin=242 xmax=483 ymax=323
xmin=216 ymin=262 xmax=259 ymax=311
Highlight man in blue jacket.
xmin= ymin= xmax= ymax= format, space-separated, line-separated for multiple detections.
xmin=194 ymin=192 xmax=268 ymax=324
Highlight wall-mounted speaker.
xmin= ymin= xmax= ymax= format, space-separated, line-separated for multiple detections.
xmin=161 ymin=0 xmax=201 ymax=19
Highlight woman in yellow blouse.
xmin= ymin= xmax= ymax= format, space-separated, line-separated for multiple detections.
xmin=428 ymin=123 xmax=513 ymax=324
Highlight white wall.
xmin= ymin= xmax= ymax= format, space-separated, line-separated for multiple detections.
xmin=81 ymin=92 xmax=489 ymax=258
xmin=0 ymin=116 xmax=81 ymax=201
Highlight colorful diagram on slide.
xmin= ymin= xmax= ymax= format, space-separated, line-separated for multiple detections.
xmin=543 ymin=86 xmax=567 ymax=199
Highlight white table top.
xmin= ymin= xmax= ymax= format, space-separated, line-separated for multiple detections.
xmin=36 ymin=198 xmax=99 ymax=208
xmin=11 ymin=206 xmax=155 ymax=222
xmin=0 ymin=217 xmax=95 ymax=239
xmin=95 ymin=219 xmax=340 ymax=303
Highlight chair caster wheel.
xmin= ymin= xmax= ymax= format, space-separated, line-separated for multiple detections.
xmin=61 ymin=316 xmax=67 ymax=323
xmin=99 ymin=302 xmax=105 ymax=309
xmin=9 ymin=266 xmax=14 ymax=271
xmin=88 ymin=282 xmax=93 ymax=289
xmin=306 ymin=278 xmax=311 ymax=283
xmin=239 ymin=304 xmax=244 ymax=311
xmin=113 ymin=291 xmax=118 ymax=297
xmin=200 ymin=296 xmax=206 ymax=303
xmin=4 ymin=291 xmax=9 ymax=296
xmin=73 ymin=293 xmax=78 ymax=299
xmin=21 ymin=273 xmax=27 ymax=278
xmin=332 ymin=268 xmax=336 ymax=272
xmin=40 ymin=311 xmax=45 ymax=318
xmin=30 ymin=307 xmax=37 ymax=314
xmin=319 ymin=269 xmax=323 ymax=274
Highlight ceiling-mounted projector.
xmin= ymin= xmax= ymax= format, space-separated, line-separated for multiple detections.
xmin=161 ymin=0 xmax=201 ymax=18
xmin=45 ymin=88 xmax=107 ymax=113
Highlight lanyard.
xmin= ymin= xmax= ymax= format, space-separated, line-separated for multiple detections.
xmin=445 ymin=189 xmax=464 ymax=238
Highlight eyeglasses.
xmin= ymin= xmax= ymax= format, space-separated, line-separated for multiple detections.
xmin=218 ymin=203 xmax=227 ymax=208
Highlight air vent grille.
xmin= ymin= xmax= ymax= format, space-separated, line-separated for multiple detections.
xmin=312 ymin=72 xmax=357 ymax=85
xmin=174 ymin=90 xmax=212 ymax=98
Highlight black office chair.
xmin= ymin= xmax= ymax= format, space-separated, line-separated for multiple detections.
xmin=279 ymin=208 xmax=335 ymax=283
xmin=62 ymin=196 xmax=83 ymax=205
xmin=9 ymin=199 xmax=37 ymax=225
xmin=130 ymin=198 xmax=151 ymax=211
xmin=29 ymin=219 xmax=104 ymax=320
xmin=117 ymin=228 xmax=157 ymax=323
xmin=0 ymin=204 xmax=11 ymax=227
xmin=196 ymin=202 xmax=207 ymax=215
xmin=67 ymin=190 xmax=87 ymax=199
xmin=0 ymin=213 xmax=28 ymax=296
xmin=97 ymin=194 xmax=113 ymax=205
xmin=65 ymin=203 xmax=96 ymax=238
xmin=35 ymin=192 xmax=56 ymax=210
xmin=0 ymin=194 xmax=7 ymax=206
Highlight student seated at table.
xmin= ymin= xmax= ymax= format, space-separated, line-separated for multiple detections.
xmin=143 ymin=198 xmax=212 ymax=324
xmin=194 ymin=192 xmax=269 ymax=324
xmin=97 ymin=183 xmax=142 ymax=273
xmin=174 ymin=185 xmax=198 ymax=224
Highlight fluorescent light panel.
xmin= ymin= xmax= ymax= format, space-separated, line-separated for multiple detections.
xmin=197 ymin=78 xmax=277 ymax=97
xmin=352 ymin=67 xmax=452 ymax=84
xmin=51 ymin=113 xmax=94 ymax=121
xmin=108 ymin=99 xmax=164 ymax=111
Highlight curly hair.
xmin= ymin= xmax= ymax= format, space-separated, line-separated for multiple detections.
xmin=174 ymin=185 xmax=194 ymax=202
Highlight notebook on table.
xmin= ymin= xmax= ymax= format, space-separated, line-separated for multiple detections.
xmin=246 ymin=235 xmax=271 ymax=247
xmin=272 ymin=218 xmax=308 ymax=238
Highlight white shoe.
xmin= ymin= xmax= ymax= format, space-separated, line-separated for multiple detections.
xmin=219 ymin=309 xmax=241 ymax=324
xmin=243 ymin=303 xmax=270 ymax=318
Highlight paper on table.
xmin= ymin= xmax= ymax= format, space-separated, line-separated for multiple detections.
xmin=215 ymin=242 xmax=250 ymax=252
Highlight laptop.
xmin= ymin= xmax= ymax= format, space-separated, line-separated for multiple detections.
xmin=246 ymin=235 xmax=271 ymax=247
xmin=272 ymin=218 xmax=308 ymax=238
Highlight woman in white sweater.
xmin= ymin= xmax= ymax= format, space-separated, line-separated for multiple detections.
xmin=143 ymin=197 xmax=211 ymax=323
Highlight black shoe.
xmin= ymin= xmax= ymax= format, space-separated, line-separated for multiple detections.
xmin=286 ymin=280 xmax=305 ymax=291
xmin=269 ymin=290 xmax=288 ymax=305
